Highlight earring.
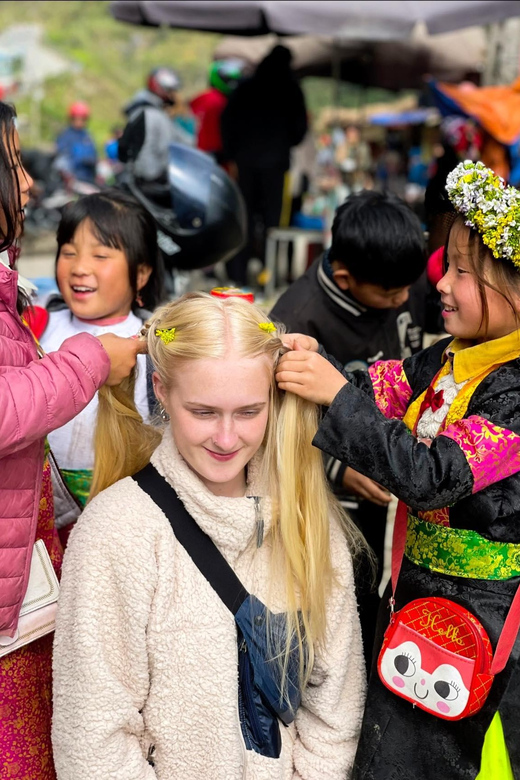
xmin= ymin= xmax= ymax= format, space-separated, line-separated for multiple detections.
xmin=135 ymin=292 xmax=144 ymax=308
xmin=159 ymin=404 xmax=170 ymax=422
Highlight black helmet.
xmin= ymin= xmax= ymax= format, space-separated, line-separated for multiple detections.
xmin=147 ymin=67 xmax=181 ymax=104
xmin=124 ymin=144 xmax=247 ymax=271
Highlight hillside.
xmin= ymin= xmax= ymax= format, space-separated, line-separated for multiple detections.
xmin=0 ymin=1 xmax=407 ymax=152
xmin=0 ymin=0 xmax=220 ymax=149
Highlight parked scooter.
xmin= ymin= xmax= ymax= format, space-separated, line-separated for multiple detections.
xmin=22 ymin=148 xmax=101 ymax=236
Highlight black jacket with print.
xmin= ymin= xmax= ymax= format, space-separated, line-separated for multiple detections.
xmin=270 ymin=255 xmax=428 ymax=371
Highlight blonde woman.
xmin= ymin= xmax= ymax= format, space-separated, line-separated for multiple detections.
xmin=51 ymin=292 xmax=365 ymax=780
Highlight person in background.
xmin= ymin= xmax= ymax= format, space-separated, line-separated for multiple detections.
xmin=334 ymin=125 xmax=372 ymax=194
xmin=289 ymin=118 xmax=317 ymax=222
xmin=221 ymin=45 xmax=308 ymax=287
xmin=118 ymin=67 xmax=191 ymax=184
xmin=425 ymin=116 xmax=482 ymax=255
xmin=0 ymin=101 xmax=143 ymax=780
xmin=271 ymin=190 xmax=428 ymax=664
xmin=96 ymin=126 xmax=125 ymax=187
xmin=190 ymin=58 xmax=245 ymax=165
xmin=38 ymin=190 xmax=164 ymax=542
xmin=55 ymin=101 xmax=97 ymax=184
xmin=104 ymin=125 xmax=123 ymax=162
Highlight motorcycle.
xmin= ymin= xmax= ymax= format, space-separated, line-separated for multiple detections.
xmin=22 ymin=148 xmax=101 ymax=237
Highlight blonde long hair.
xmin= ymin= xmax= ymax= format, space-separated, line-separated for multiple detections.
xmin=92 ymin=292 xmax=362 ymax=692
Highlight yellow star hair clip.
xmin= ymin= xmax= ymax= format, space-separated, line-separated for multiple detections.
xmin=155 ymin=327 xmax=176 ymax=345
xmin=259 ymin=322 xmax=276 ymax=334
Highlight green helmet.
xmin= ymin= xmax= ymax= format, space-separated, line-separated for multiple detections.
xmin=209 ymin=59 xmax=245 ymax=96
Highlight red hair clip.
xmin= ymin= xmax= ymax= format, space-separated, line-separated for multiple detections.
xmin=210 ymin=287 xmax=255 ymax=303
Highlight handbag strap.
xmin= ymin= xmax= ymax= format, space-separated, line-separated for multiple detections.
xmin=390 ymin=500 xmax=408 ymax=599
xmin=47 ymin=447 xmax=83 ymax=511
xmin=132 ymin=463 xmax=249 ymax=615
xmin=492 ymin=584 xmax=520 ymax=674
xmin=391 ymin=500 xmax=520 ymax=674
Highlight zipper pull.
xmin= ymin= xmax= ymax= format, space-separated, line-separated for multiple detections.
xmin=146 ymin=745 xmax=156 ymax=767
xmin=254 ymin=497 xmax=264 ymax=548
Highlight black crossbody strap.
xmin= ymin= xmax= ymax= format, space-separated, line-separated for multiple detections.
xmin=133 ymin=463 xmax=249 ymax=615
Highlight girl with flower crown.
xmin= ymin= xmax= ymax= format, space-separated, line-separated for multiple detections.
xmin=51 ymin=292 xmax=366 ymax=780
xmin=276 ymin=161 xmax=520 ymax=780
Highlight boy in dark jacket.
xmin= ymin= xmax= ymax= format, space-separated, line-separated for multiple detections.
xmin=270 ymin=190 xmax=429 ymax=663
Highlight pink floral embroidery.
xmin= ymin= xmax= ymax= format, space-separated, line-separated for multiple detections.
xmin=440 ymin=415 xmax=520 ymax=493
xmin=368 ymin=360 xmax=412 ymax=421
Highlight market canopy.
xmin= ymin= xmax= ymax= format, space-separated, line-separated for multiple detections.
xmin=315 ymin=96 xmax=439 ymax=132
xmin=110 ymin=1 xmax=520 ymax=40
xmin=430 ymin=79 xmax=520 ymax=146
xmin=214 ymin=27 xmax=486 ymax=90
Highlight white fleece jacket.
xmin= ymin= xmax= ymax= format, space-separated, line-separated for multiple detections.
xmin=52 ymin=430 xmax=365 ymax=780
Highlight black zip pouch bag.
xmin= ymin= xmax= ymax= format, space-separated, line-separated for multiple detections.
xmin=133 ymin=463 xmax=306 ymax=759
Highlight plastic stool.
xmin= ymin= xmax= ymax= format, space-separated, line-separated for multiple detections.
xmin=265 ymin=227 xmax=324 ymax=299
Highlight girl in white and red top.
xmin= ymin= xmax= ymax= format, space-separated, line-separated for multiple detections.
xmin=39 ymin=190 xmax=164 ymax=535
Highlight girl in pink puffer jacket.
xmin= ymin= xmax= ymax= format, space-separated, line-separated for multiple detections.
xmin=0 ymin=102 xmax=143 ymax=780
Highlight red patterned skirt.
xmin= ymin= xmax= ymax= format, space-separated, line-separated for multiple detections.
xmin=0 ymin=457 xmax=63 ymax=779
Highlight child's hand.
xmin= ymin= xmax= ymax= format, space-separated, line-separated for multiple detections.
xmin=342 ymin=467 xmax=391 ymax=507
xmin=276 ymin=346 xmax=347 ymax=405
xmin=98 ymin=334 xmax=147 ymax=386
xmin=282 ymin=333 xmax=319 ymax=352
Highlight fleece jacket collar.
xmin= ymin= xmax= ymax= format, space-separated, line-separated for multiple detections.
xmin=150 ymin=428 xmax=271 ymax=559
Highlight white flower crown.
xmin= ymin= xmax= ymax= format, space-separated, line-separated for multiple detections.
xmin=446 ymin=160 xmax=520 ymax=269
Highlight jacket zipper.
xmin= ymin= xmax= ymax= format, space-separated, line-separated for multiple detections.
xmin=237 ymin=655 xmax=252 ymax=751
xmin=239 ymin=638 xmax=266 ymax=747
xmin=253 ymin=497 xmax=264 ymax=548
xmin=236 ymin=684 xmax=248 ymax=779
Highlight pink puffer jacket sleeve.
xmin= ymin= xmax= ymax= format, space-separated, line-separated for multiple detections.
xmin=0 ymin=332 xmax=110 ymax=457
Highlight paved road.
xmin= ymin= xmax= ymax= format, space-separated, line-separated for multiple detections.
xmin=19 ymin=252 xmax=56 ymax=280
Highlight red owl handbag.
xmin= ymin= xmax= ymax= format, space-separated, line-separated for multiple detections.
xmin=377 ymin=502 xmax=520 ymax=721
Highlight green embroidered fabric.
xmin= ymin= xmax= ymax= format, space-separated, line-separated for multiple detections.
xmin=60 ymin=469 xmax=93 ymax=508
xmin=405 ymin=515 xmax=520 ymax=580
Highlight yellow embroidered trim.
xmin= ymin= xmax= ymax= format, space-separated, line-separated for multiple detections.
xmin=403 ymin=360 xmax=500 ymax=434
xmin=449 ymin=330 xmax=520 ymax=384
xmin=444 ymin=371 xmax=492 ymax=428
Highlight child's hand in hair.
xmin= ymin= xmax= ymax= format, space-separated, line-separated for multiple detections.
xmin=282 ymin=333 xmax=319 ymax=352
xmin=97 ymin=334 xmax=147 ymax=386
xmin=276 ymin=346 xmax=347 ymax=405
xmin=342 ymin=467 xmax=391 ymax=507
